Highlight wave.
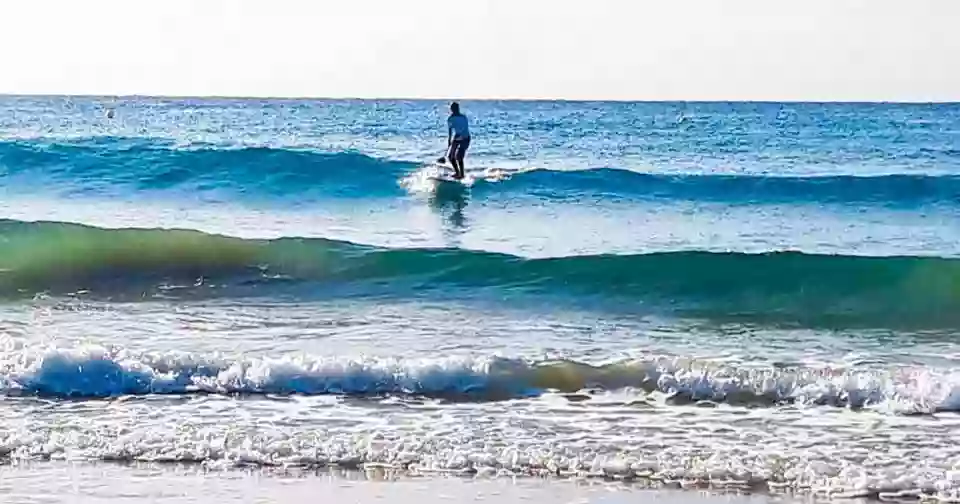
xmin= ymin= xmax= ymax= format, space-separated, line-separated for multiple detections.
xmin=2 ymin=137 xmax=959 ymax=205
xmin=2 ymin=343 xmax=960 ymax=498
xmin=478 ymin=168 xmax=960 ymax=205
xmin=1 ymin=220 xmax=959 ymax=327
xmin=5 ymin=344 xmax=960 ymax=498
xmin=0 ymin=138 xmax=416 ymax=198
xmin=0 ymin=344 xmax=956 ymax=414
xmin=4 ymin=346 xmax=960 ymax=500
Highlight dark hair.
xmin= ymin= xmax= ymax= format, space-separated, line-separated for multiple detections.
xmin=450 ymin=102 xmax=460 ymax=114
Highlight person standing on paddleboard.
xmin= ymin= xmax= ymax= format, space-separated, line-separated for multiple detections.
xmin=445 ymin=102 xmax=470 ymax=179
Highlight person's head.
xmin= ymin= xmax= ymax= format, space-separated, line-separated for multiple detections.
xmin=450 ymin=102 xmax=460 ymax=115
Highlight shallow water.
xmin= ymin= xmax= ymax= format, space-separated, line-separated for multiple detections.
xmin=0 ymin=464 xmax=808 ymax=504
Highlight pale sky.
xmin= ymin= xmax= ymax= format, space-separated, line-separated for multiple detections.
xmin=1 ymin=0 xmax=957 ymax=102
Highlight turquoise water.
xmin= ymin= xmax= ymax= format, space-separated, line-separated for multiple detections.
xmin=1 ymin=96 xmax=960 ymax=498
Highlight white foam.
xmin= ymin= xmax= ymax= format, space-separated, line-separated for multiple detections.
xmin=3 ymin=343 xmax=960 ymax=414
xmin=2 ymin=343 xmax=960 ymax=499
xmin=399 ymin=165 xmax=514 ymax=194
xmin=0 ymin=344 xmax=538 ymax=398
xmin=2 ymin=416 xmax=960 ymax=499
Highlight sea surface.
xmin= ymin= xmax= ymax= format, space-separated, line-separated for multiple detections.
xmin=0 ymin=96 xmax=959 ymax=502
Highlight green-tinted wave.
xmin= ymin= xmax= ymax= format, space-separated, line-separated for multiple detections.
xmin=1 ymin=220 xmax=958 ymax=327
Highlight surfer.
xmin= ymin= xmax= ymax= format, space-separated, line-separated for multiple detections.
xmin=445 ymin=102 xmax=470 ymax=179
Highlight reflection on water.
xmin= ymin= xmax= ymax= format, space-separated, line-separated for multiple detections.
xmin=429 ymin=183 xmax=470 ymax=244
xmin=0 ymin=462 xmax=781 ymax=504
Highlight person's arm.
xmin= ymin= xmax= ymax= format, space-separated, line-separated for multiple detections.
xmin=447 ymin=117 xmax=453 ymax=146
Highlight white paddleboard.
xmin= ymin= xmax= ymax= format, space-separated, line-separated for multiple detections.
xmin=427 ymin=174 xmax=464 ymax=184
xmin=426 ymin=165 xmax=474 ymax=186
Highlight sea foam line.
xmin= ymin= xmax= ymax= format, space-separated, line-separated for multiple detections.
xmin=1 ymin=343 xmax=959 ymax=413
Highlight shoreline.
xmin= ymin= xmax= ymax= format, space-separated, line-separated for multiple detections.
xmin=0 ymin=460 xmax=921 ymax=502
xmin=0 ymin=461 xmax=817 ymax=504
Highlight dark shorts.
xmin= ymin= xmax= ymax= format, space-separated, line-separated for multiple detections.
xmin=450 ymin=136 xmax=470 ymax=158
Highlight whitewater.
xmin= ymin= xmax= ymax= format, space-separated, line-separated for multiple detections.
xmin=1 ymin=96 xmax=960 ymax=501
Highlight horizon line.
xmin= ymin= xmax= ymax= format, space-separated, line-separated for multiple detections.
xmin=0 ymin=92 xmax=958 ymax=106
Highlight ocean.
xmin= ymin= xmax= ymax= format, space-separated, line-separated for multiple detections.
xmin=0 ymin=96 xmax=959 ymax=502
